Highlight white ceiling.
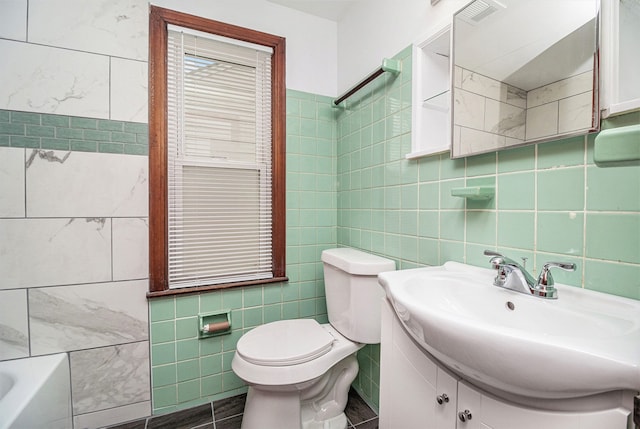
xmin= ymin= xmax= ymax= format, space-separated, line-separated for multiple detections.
xmin=266 ymin=0 xmax=358 ymax=21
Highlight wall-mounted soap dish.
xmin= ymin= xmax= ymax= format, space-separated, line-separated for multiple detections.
xmin=451 ymin=186 xmax=495 ymax=200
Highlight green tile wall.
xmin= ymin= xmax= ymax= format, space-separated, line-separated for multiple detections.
xmin=148 ymin=90 xmax=337 ymax=414
xmin=336 ymin=46 xmax=640 ymax=410
xmin=0 ymin=110 xmax=148 ymax=155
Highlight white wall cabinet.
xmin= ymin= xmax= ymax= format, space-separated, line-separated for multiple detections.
xmin=406 ymin=24 xmax=451 ymax=159
xmin=601 ymin=0 xmax=640 ymax=117
xmin=379 ymin=299 xmax=634 ymax=429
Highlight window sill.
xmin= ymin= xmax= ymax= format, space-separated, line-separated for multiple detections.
xmin=147 ymin=276 xmax=289 ymax=299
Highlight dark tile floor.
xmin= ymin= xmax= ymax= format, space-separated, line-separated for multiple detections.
xmin=106 ymin=388 xmax=377 ymax=429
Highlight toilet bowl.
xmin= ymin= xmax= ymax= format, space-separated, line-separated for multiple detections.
xmin=232 ymin=248 xmax=395 ymax=429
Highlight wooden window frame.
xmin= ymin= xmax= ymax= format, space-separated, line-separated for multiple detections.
xmin=148 ymin=6 xmax=287 ymax=297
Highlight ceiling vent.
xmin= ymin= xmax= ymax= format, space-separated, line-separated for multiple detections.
xmin=457 ymin=0 xmax=505 ymax=25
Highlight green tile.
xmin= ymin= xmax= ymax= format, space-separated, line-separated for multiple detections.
xmin=176 ymin=317 xmax=198 ymax=340
xmin=124 ymin=144 xmax=148 ymax=155
xmin=283 ymin=301 xmax=299 ymax=319
xmin=201 ymin=374 xmax=222 ymax=397
xmin=497 ymin=212 xmax=535 ymax=249
xmin=222 ymin=371 xmax=245 ymax=391
xmin=222 ymin=289 xmax=243 ymax=309
xmin=466 ymin=152 xmax=496 ymax=177
xmin=586 ymin=213 xmax=640 ymax=264
xmin=0 ymin=110 xmax=10 ymax=122
xmin=243 ymin=307 xmax=263 ymax=327
xmin=584 ymin=260 xmax=640 ymax=300
xmin=199 ymin=336 xmax=222 ymax=356
xmin=222 ymin=329 xmax=243 ymax=352
xmin=537 ymin=212 xmax=584 ymax=256
xmin=175 ymin=295 xmax=199 ymax=317
xmin=98 ymin=119 xmax=124 ymax=131
xmin=497 ymin=144 xmax=535 ymax=173
xmin=440 ymin=210 xmax=465 ymax=241
xmin=537 ymin=135 xmax=585 ymax=168
xmin=200 ymin=354 xmax=222 ymax=377
xmin=152 ymin=342 xmax=176 ymax=366
xmin=70 ymin=140 xmax=97 ymax=152
xmin=466 ymin=211 xmax=496 ymax=246
xmin=150 ymin=297 xmax=175 ymax=321
xmin=124 ymin=122 xmax=148 ymax=134
xmin=0 ymin=122 xmax=26 ymax=135
xmin=177 ymin=379 xmax=200 ymax=403
xmin=41 ymin=138 xmax=69 ymax=151
xmin=153 ymin=385 xmax=177 ymax=408
xmin=11 ymin=111 xmax=40 ymax=124
xmin=151 ymin=320 xmax=175 ymax=343
xmin=0 ymin=135 xmax=9 ymax=146
xmin=537 ymin=168 xmax=584 ymax=211
xmin=111 ymin=131 xmax=136 ymax=143
xmin=439 ymin=179 xmax=465 ymax=210
xmin=56 ymin=127 xmax=83 ymax=139
xmin=99 ymin=142 xmax=124 ymax=153
xmin=26 ymin=125 xmax=54 ymax=138
xmin=440 ymin=156 xmax=465 ymax=180
xmin=84 ymin=129 xmax=111 ymax=141
xmin=70 ymin=117 xmax=97 ymax=129
xmin=42 ymin=114 xmax=69 ymax=127
xmin=136 ymin=133 xmax=149 ymax=145
xmin=152 ymin=364 xmax=176 ymax=387
xmin=11 ymin=136 xmax=39 ymax=148
xmin=177 ymin=359 xmax=200 ymax=382
xmin=586 ymin=165 xmax=640 ymax=211
xmin=177 ymin=339 xmax=199 ymax=361
xmin=497 ymin=172 xmax=535 ymax=210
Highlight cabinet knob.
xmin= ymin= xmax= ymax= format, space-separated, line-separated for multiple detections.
xmin=436 ymin=393 xmax=449 ymax=405
xmin=458 ymin=409 xmax=473 ymax=422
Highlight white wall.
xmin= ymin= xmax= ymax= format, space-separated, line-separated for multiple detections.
xmin=337 ymin=0 xmax=467 ymax=94
xmin=151 ymin=0 xmax=338 ymax=97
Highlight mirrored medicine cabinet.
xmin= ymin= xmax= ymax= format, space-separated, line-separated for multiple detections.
xmin=450 ymin=0 xmax=600 ymax=158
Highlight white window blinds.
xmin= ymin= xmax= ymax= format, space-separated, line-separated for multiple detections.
xmin=167 ymin=27 xmax=274 ymax=289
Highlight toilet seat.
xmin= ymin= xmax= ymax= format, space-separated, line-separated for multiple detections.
xmin=236 ymin=319 xmax=335 ymax=366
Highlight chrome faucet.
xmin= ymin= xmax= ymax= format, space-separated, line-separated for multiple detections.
xmin=483 ymin=250 xmax=576 ymax=299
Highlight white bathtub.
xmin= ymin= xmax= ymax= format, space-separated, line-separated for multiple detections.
xmin=0 ymin=353 xmax=72 ymax=429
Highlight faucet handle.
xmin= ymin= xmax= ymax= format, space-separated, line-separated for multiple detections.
xmin=483 ymin=250 xmax=505 ymax=269
xmin=537 ymin=262 xmax=576 ymax=288
xmin=483 ymin=250 xmax=502 ymax=258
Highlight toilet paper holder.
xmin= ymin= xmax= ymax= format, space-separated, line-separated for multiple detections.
xmin=198 ymin=310 xmax=232 ymax=338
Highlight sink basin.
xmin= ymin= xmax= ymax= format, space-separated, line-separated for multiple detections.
xmin=379 ymin=261 xmax=640 ymax=399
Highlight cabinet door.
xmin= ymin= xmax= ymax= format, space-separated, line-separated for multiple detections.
xmin=456 ymin=381 xmax=631 ymax=429
xmin=380 ymin=300 xmax=456 ymax=429
xmin=601 ymin=0 xmax=640 ymax=116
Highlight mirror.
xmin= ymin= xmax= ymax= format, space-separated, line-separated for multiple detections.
xmin=451 ymin=0 xmax=600 ymax=158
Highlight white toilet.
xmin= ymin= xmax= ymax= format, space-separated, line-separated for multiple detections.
xmin=232 ymin=247 xmax=395 ymax=429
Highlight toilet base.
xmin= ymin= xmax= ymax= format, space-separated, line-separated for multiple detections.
xmin=240 ymin=354 xmax=358 ymax=429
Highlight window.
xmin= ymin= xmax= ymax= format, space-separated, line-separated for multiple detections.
xmin=149 ymin=7 xmax=287 ymax=295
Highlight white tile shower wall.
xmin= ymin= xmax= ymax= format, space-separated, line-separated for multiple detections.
xmin=26 ymin=149 xmax=148 ymax=217
xmin=28 ymin=0 xmax=148 ymax=61
xmin=0 ymin=39 xmax=111 ymax=118
xmin=0 ymin=147 xmax=25 ymax=217
xmin=29 ymin=280 xmax=149 ymax=355
xmin=0 ymin=289 xmax=29 ymax=360
xmin=0 ymin=144 xmax=151 ymax=427
xmin=0 ymin=0 xmax=26 ymax=41
xmin=0 ymin=0 xmax=151 ymax=426
xmin=0 ymin=0 xmax=148 ymax=122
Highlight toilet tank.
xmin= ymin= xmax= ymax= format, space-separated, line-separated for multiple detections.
xmin=321 ymin=248 xmax=395 ymax=344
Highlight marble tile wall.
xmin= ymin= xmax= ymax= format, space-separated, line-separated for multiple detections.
xmin=0 ymin=5 xmax=151 ymax=425
xmin=0 ymin=116 xmax=151 ymax=428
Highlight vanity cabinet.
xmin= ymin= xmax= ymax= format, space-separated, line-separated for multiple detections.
xmin=379 ymin=299 xmax=634 ymax=429
xmin=601 ymin=0 xmax=640 ymax=117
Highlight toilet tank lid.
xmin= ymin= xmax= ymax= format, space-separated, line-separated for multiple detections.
xmin=321 ymin=248 xmax=395 ymax=275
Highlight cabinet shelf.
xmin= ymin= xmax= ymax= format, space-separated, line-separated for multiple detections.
xmin=423 ymin=90 xmax=450 ymax=112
